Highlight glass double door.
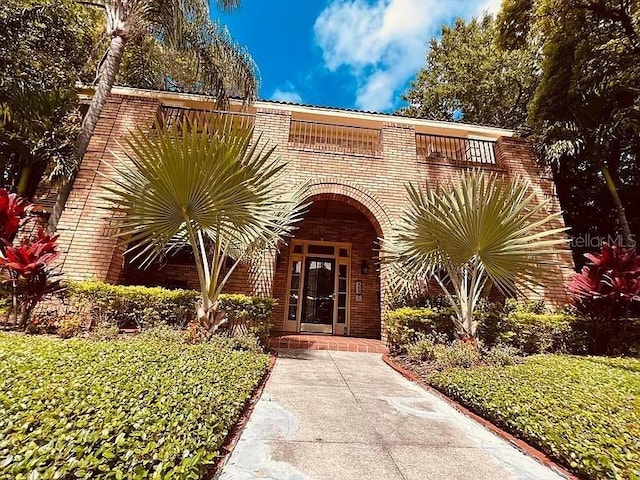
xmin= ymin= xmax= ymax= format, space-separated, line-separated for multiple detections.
xmin=286 ymin=241 xmax=350 ymax=335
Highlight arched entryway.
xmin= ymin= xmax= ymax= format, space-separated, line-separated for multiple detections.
xmin=271 ymin=194 xmax=384 ymax=339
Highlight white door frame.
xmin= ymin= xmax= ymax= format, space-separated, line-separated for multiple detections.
xmin=283 ymin=240 xmax=351 ymax=335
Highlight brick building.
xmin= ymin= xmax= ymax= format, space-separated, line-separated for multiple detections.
xmin=51 ymin=86 xmax=574 ymax=339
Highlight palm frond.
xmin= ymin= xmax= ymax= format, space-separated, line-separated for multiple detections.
xmin=101 ymin=113 xmax=304 ymax=317
xmin=126 ymin=0 xmax=258 ymax=102
xmin=387 ymin=169 xmax=569 ymax=297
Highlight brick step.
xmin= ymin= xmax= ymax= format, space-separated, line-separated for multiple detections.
xmin=268 ymin=332 xmax=387 ymax=353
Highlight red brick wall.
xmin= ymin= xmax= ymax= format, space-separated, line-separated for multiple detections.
xmin=271 ymin=214 xmax=381 ymax=339
xmin=119 ymin=261 xmax=251 ymax=295
xmin=55 ymin=91 xmax=575 ymax=340
xmin=55 ymin=95 xmax=161 ymax=282
xmin=496 ymin=138 xmax=574 ymax=304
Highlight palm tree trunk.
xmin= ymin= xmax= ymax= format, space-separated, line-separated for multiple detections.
xmin=47 ymin=34 xmax=127 ymax=233
xmin=16 ymin=165 xmax=31 ymax=196
xmin=600 ymin=163 xmax=633 ymax=247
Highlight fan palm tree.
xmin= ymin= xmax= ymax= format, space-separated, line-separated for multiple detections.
xmin=48 ymin=0 xmax=258 ymax=232
xmin=102 ymin=114 xmax=304 ymax=328
xmin=385 ymin=170 xmax=568 ymax=340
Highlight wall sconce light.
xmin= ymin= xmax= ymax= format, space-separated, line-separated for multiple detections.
xmin=360 ymin=260 xmax=369 ymax=275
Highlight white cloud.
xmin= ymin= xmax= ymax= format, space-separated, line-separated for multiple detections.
xmin=477 ymin=0 xmax=503 ymax=15
xmin=271 ymin=85 xmax=303 ymax=104
xmin=314 ymin=0 xmax=501 ymax=112
xmin=355 ymin=70 xmax=399 ymax=113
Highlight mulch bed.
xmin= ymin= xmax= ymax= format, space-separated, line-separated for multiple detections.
xmin=390 ymin=353 xmax=444 ymax=380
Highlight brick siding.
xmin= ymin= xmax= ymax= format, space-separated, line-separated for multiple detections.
xmin=271 ymin=209 xmax=381 ymax=339
xmin=56 ymin=90 xmax=575 ymax=340
xmin=55 ymin=95 xmax=161 ymax=283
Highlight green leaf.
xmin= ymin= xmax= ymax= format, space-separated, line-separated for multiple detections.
xmin=0 ymin=331 xmax=268 ymax=479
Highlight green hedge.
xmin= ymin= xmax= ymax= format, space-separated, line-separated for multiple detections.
xmin=217 ymin=294 xmax=276 ymax=341
xmin=431 ymin=355 xmax=640 ymax=480
xmin=65 ymin=281 xmax=276 ymax=334
xmin=66 ymin=281 xmax=200 ymax=328
xmin=386 ymin=301 xmax=587 ymax=354
xmin=0 ymin=332 xmax=269 ymax=479
xmin=479 ymin=310 xmax=588 ymax=354
xmin=385 ymin=307 xmax=455 ymax=349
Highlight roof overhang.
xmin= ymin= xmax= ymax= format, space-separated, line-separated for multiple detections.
xmin=78 ymin=85 xmax=515 ymax=140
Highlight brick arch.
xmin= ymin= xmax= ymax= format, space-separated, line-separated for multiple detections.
xmin=302 ymin=179 xmax=391 ymax=237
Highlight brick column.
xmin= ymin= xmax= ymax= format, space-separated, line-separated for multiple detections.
xmin=252 ymin=108 xmax=291 ymax=156
xmin=496 ymin=137 xmax=575 ymax=305
xmin=380 ymin=122 xmax=420 ymax=219
xmin=248 ymin=108 xmax=292 ymax=299
xmin=56 ymin=94 xmax=161 ymax=282
xmin=378 ymin=123 xmax=422 ymax=340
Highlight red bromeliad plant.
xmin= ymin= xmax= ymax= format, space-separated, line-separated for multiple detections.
xmin=0 ymin=231 xmax=63 ymax=330
xmin=0 ymin=229 xmax=59 ymax=276
xmin=0 ymin=189 xmax=29 ymax=246
xmin=0 ymin=188 xmax=63 ymax=330
xmin=566 ymin=243 xmax=640 ymax=353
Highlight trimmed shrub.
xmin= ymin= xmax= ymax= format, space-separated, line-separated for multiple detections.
xmin=502 ymin=311 xmax=580 ymax=353
xmin=138 ymin=324 xmax=264 ymax=353
xmin=88 ymin=323 xmax=120 ymax=341
xmin=388 ymin=299 xmax=589 ymax=354
xmin=406 ymin=337 xmax=438 ymax=361
xmin=478 ymin=300 xmax=589 ymax=354
xmin=0 ymin=332 xmax=269 ymax=479
xmin=56 ymin=314 xmax=82 ymax=338
xmin=205 ymin=334 xmax=264 ymax=353
xmin=385 ymin=307 xmax=455 ymax=349
xmin=137 ymin=323 xmax=189 ymax=343
xmin=431 ymin=355 xmax=640 ymax=480
xmin=407 ymin=338 xmax=482 ymax=370
xmin=65 ymin=281 xmax=200 ymax=329
xmin=483 ymin=345 xmax=520 ymax=366
xmin=64 ymin=282 xmax=276 ymax=338
xmin=217 ymin=294 xmax=276 ymax=341
xmin=405 ymin=337 xmax=520 ymax=372
xmin=431 ymin=341 xmax=482 ymax=369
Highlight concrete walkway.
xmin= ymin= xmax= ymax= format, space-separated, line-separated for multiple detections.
xmin=219 ymin=350 xmax=566 ymax=480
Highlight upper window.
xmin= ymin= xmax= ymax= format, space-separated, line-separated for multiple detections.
xmin=416 ymin=133 xmax=496 ymax=166
xmin=307 ymin=244 xmax=335 ymax=255
xmin=159 ymin=106 xmax=255 ymax=133
xmin=288 ymin=119 xmax=382 ymax=157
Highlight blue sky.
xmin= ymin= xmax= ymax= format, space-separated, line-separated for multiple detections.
xmin=217 ymin=0 xmax=501 ymax=113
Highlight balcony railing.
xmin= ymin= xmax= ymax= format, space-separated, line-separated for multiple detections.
xmin=159 ymin=106 xmax=255 ymax=130
xmin=288 ymin=120 xmax=382 ymax=157
xmin=416 ymin=133 xmax=497 ymax=166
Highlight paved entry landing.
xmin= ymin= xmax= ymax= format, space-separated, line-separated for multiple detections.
xmin=268 ymin=333 xmax=387 ymax=353
xmin=220 ymin=350 xmax=566 ymax=480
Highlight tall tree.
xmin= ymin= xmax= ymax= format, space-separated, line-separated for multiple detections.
xmin=402 ymin=15 xmax=537 ymax=130
xmin=81 ymin=6 xmax=257 ymax=96
xmin=497 ymin=0 xmax=640 ymax=247
xmin=48 ymin=0 xmax=259 ymax=232
xmin=0 ymin=0 xmax=95 ymax=197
